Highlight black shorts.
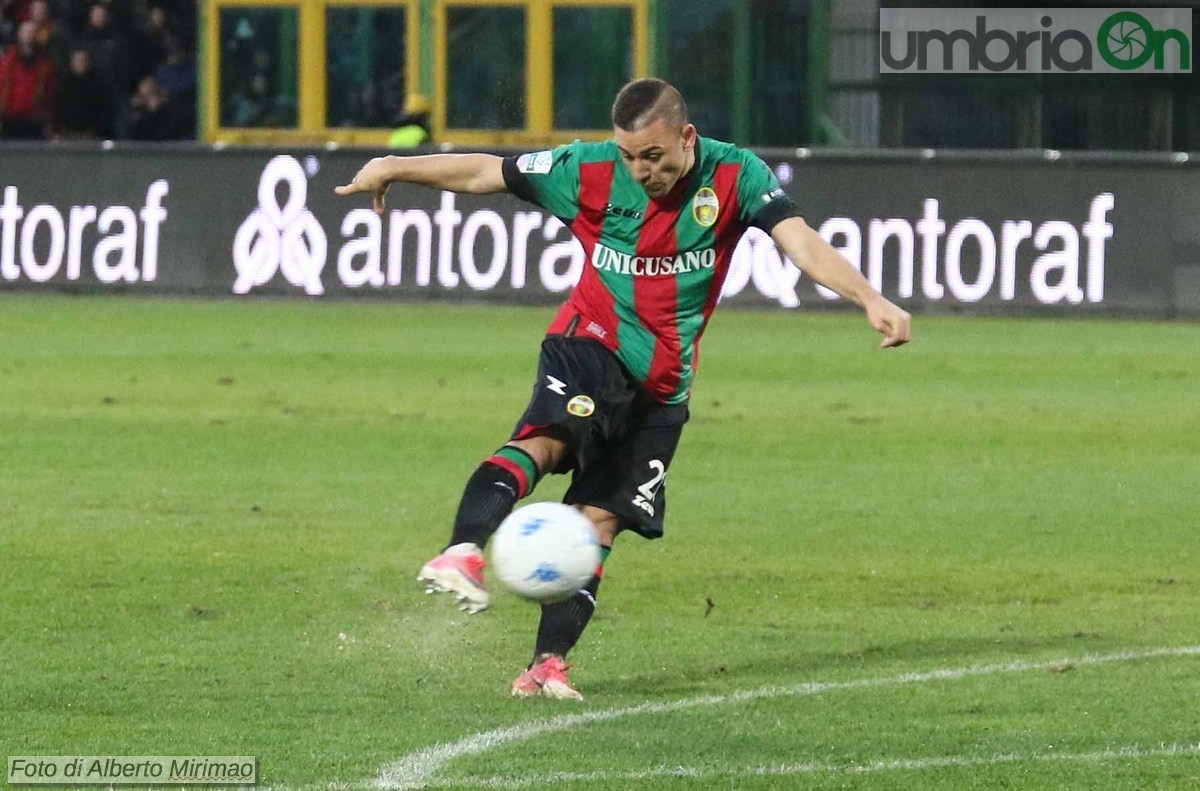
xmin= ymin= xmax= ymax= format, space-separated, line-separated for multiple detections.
xmin=510 ymin=336 xmax=688 ymax=540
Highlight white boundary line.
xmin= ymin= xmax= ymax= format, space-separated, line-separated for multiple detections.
xmin=375 ymin=644 xmax=1200 ymax=790
xmin=414 ymin=742 xmax=1200 ymax=789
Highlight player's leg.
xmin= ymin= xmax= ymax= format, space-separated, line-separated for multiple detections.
xmin=419 ymin=336 xmax=626 ymax=613
xmin=417 ymin=433 xmax=567 ymax=613
xmin=533 ymin=506 xmax=621 ymax=663
xmin=512 ymin=506 xmax=621 ymax=701
xmin=534 ymin=505 xmax=621 ymax=662
xmin=513 ymin=398 xmax=688 ymax=699
xmin=446 ymin=432 xmax=569 ymax=549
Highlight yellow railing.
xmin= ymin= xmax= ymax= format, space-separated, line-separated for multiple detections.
xmin=202 ymin=0 xmax=648 ymax=147
xmin=203 ymin=0 xmax=418 ymax=145
xmin=433 ymin=0 xmax=648 ymax=146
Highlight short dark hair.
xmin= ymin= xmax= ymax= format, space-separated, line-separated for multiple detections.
xmin=611 ymin=78 xmax=689 ymax=131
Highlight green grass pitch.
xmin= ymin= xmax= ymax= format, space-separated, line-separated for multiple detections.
xmin=2 ymin=294 xmax=1198 ymax=790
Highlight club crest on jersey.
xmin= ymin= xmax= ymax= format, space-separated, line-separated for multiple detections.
xmin=566 ymin=395 xmax=595 ymax=417
xmin=692 ymin=187 xmax=719 ymax=227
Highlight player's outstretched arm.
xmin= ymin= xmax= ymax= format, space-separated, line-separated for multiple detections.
xmin=771 ymin=216 xmax=911 ymax=348
xmin=334 ymin=153 xmax=508 ymax=214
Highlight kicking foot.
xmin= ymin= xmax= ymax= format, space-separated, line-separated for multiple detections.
xmin=417 ymin=543 xmax=489 ymax=614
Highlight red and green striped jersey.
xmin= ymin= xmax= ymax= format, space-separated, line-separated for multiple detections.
xmin=502 ymin=137 xmax=798 ymax=404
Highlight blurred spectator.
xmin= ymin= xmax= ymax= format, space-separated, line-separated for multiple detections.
xmin=127 ymin=2 xmax=166 ymax=94
xmin=154 ymin=29 xmax=192 ymax=101
xmin=1 ymin=0 xmax=195 ymax=139
xmin=3 ymin=0 xmax=36 ymax=28
xmin=127 ymin=71 xmax=169 ymax=139
xmin=0 ymin=19 xmax=56 ymax=138
xmin=126 ymin=26 xmax=189 ymax=142
xmin=388 ymin=92 xmax=431 ymax=148
xmin=63 ymin=0 xmax=133 ymax=39
xmin=78 ymin=1 xmax=128 ymax=136
xmin=226 ymin=46 xmax=291 ymax=127
xmin=27 ymin=0 xmax=65 ymax=69
xmin=54 ymin=43 xmax=104 ymax=137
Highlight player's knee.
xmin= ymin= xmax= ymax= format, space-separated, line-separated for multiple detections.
xmin=578 ymin=505 xmax=622 ymax=546
xmin=507 ymin=431 xmax=570 ymax=476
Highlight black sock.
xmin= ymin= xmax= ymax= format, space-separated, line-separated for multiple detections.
xmin=533 ymin=565 xmax=605 ymax=662
xmin=446 ymin=461 xmax=522 ymax=550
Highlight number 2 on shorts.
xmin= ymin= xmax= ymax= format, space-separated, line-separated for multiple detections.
xmin=631 ymin=459 xmax=666 ymax=517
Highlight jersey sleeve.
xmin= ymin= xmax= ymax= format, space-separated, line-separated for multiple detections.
xmin=735 ymin=149 xmax=801 ymax=233
xmin=502 ymin=142 xmax=581 ymax=220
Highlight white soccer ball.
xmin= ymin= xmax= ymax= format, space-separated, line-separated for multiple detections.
xmin=491 ymin=502 xmax=600 ymax=604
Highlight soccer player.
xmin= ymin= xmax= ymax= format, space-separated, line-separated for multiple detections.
xmin=335 ymin=78 xmax=911 ymax=700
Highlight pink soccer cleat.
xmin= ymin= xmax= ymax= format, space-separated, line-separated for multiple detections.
xmin=417 ymin=543 xmax=489 ymax=614
xmin=511 ymin=654 xmax=583 ymax=701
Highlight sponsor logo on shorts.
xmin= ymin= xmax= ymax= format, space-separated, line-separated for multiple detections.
xmin=693 ymin=186 xmax=719 ymax=227
xmin=566 ymin=395 xmax=595 ymax=417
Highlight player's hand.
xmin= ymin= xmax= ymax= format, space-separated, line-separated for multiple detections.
xmin=334 ymin=157 xmax=394 ymax=215
xmin=866 ymin=297 xmax=911 ymax=348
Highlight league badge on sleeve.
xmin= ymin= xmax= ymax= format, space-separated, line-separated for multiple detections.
xmin=517 ymin=150 xmax=555 ymax=174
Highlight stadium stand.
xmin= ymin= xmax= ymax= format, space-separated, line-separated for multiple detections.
xmin=0 ymin=0 xmax=195 ymax=139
